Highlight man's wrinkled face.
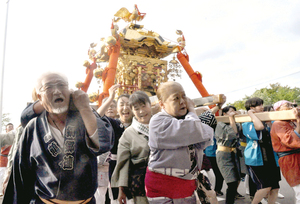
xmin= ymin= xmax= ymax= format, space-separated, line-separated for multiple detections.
xmin=38 ymin=74 xmax=70 ymax=114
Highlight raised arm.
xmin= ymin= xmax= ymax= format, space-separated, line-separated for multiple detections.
xmin=247 ymin=109 xmax=264 ymax=130
xmin=72 ymin=90 xmax=97 ymax=136
xmin=72 ymin=90 xmax=113 ymax=153
xmin=20 ymin=101 xmax=45 ymax=127
xmin=97 ymin=84 xmax=120 ymax=117
xmin=228 ymin=110 xmax=238 ymax=134
xmin=210 ymin=94 xmax=226 ymax=115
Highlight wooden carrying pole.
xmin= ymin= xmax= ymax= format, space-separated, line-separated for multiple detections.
xmin=192 ymin=94 xmax=224 ymax=107
xmin=149 ymin=94 xmax=224 ymax=107
xmin=216 ymin=110 xmax=297 ymax=123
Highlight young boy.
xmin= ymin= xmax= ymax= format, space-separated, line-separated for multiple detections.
xmin=243 ymin=97 xmax=280 ymax=204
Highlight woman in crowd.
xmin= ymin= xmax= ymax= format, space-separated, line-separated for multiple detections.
xmin=215 ymin=105 xmax=242 ymax=204
xmin=263 ymin=105 xmax=285 ymax=200
xmin=145 ymin=81 xmax=216 ymax=204
xmin=95 ymin=96 xmax=118 ymax=204
xmin=270 ymin=100 xmax=300 ymax=204
xmin=97 ymin=84 xmax=134 ymax=203
xmin=111 ymin=91 xmax=152 ymax=204
xmin=242 ymin=97 xmax=281 ymax=204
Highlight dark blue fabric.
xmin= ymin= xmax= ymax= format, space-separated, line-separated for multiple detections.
xmin=20 ymin=100 xmax=40 ymax=128
xmin=3 ymin=101 xmax=113 ymax=203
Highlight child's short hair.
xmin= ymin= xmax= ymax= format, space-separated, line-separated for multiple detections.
xmin=221 ymin=106 xmax=236 ymax=116
xmin=129 ymin=91 xmax=150 ymax=108
xmin=245 ymin=97 xmax=264 ymax=111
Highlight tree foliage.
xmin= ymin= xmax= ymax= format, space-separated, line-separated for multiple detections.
xmin=228 ymin=83 xmax=300 ymax=110
xmin=1 ymin=113 xmax=11 ymax=131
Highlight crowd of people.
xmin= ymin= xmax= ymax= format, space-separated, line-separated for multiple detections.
xmin=0 ymin=71 xmax=300 ymax=204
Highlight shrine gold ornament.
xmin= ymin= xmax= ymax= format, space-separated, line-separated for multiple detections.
xmin=83 ymin=60 xmax=90 ymax=68
xmin=78 ymin=4 xmax=213 ymax=106
xmin=93 ymin=68 xmax=104 ymax=79
xmin=75 ymin=82 xmax=84 ymax=89
xmin=88 ymin=92 xmax=99 ymax=103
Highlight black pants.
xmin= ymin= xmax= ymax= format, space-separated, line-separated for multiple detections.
xmin=249 ymin=173 xmax=257 ymax=197
xmin=105 ymin=190 xmax=110 ymax=204
xmin=109 ymin=160 xmax=119 ymax=200
xmin=207 ymin=156 xmax=224 ymax=192
xmin=226 ymin=181 xmax=238 ymax=204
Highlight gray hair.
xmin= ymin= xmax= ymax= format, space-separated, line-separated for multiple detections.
xmin=35 ymin=71 xmax=68 ymax=94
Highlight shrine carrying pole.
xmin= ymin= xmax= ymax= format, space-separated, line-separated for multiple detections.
xmin=216 ymin=110 xmax=298 ymax=123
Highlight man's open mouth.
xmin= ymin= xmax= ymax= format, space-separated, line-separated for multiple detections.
xmin=54 ymin=98 xmax=64 ymax=103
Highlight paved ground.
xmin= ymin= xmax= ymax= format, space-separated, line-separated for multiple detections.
xmin=198 ymin=171 xmax=295 ymax=204
xmin=0 ymin=172 xmax=294 ymax=204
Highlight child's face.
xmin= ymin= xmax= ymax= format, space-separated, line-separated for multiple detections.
xmin=250 ymin=104 xmax=264 ymax=113
xmin=160 ymin=84 xmax=187 ymax=118
xmin=132 ymin=102 xmax=152 ymax=124
xmin=224 ymin=107 xmax=236 ymax=116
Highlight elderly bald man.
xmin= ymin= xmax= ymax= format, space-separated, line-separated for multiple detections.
xmin=4 ymin=72 xmax=114 ymax=204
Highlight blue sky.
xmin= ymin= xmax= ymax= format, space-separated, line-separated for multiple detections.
xmin=1 ymin=0 xmax=300 ymax=130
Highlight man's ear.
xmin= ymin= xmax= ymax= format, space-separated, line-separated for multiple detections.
xmin=158 ymin=100 xmax=164 ymax=109
xmin=37 ymin=94 xmax=42 ymax=103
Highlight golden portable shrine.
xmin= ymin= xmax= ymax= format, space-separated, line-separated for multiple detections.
xmin=74 ymin=4 xmax=300 ymax=122
xmin=76 ymin=5 xmax=211 ymax=107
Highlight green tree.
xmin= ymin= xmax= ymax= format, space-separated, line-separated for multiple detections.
xmin=2 ymin=113 xmax=11 ymax=131
xmin=228 ymin=83 xmax=300 ymax=110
